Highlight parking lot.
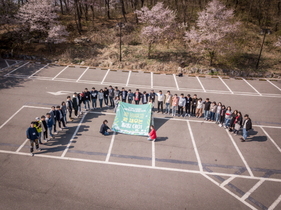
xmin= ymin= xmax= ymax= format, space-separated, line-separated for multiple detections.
xmin=0 ymin=59 xmax=281 ymax=210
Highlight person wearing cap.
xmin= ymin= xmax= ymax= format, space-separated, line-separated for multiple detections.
xmin=34 ymin=117 xmax=43 ymax=144
xmin=127 ymin=89 xmax=134 ymax=104
xmin=185 ymin=94 xmax=192 ymax=117
xmin=164 ymin=91 xmax=172 ymax=114
xmin=120 ymin=87 xmax=128 ymax=102
xmin=241 ymin=114 xmax=252 ymax=142
xmin=156 ymin=90 xmax=165 ymax=113
xmin=26 ymin=122 xmax=41 ymax=156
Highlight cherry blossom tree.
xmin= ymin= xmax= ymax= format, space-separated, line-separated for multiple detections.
xmin=0 ymin=0 xmax=18 ymax=32
xmin=135 ymin=2 xmax=177 ymax=58
xmin=184 ymin=0 xmax=240 ymax=66
xmin=274 ymin=37 xmax=281 ymax=47
xmin=16 ymin=0 xmax=68 ymax=43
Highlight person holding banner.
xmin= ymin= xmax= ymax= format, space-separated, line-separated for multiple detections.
xmin=147 ymin=125 xmax=157 ymax=141
xmin=134 ymin=89 xmax=142 ymax=104
xmin=127 ymin=89 xmax=134 ymax=104
xmin=100 ymin=120 xmax=111 ymax=135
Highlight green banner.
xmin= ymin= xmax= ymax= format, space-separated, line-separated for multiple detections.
xmin=112 ymin=102 xmax=152 ymax=136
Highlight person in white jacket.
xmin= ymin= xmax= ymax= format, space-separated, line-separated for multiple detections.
xmin=178 ymin=94 xmax=186 ymax=117
xmin=156 ymin=90 xmax=165 ymax=113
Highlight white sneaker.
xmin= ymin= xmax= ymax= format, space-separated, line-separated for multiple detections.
xmin=30 ymin=153 xmax=34 ymax=157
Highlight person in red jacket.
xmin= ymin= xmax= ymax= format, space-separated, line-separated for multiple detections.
xmin=147 ymin=125 xmax=157 ymax=141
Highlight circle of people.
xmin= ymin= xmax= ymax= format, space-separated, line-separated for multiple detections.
xmin=26 ymin=86 xmax=253 ymax=156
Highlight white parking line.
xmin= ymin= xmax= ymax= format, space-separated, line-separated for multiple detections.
xmin=101 ymin=69 xmax=110 ymax=84
xmin=61 ymin=112 xmax=87 ymax=157
xmin=151 ymin=72 xmax=153 ymax=89
xmin=242 ymin=78 xmax=262 ymax=96
xmin=4 ymin=61 xmax=30 ymax=76
xmin=267 ymin=80 xmax=281 ymax=91
xmin=225 ymin=129 xmax=254 ymax=177
xmin=196 ymin=76 xmax=206 ymax=92
xmin=76 ymin=66 xmax=89 ymax=82
xmin=28 ymin=63 xmax=49 ymax=78
xmin=106 ymin=131 xmax=116 ymax=162
xmin=52 ymin=65 xmax=69 ymax=80
xmin=126 ymin=71 xmax=131 ymax=86
xmin=202 ymin=174 xmax=257 ymax=210
xmin=0 ymin=106 xmax=25 ymax=129
xmin=268 ymin=194 xmax=281 ymax=210
xmin=260 ymin=126 xmax=281 ymax=153
xmin=218 ymin=76 xmax=234 ymax=94
xmin=220 ymin=176 xmax=236 ymax=187
xmin=173 ymin=74 xmax=179 ymax=90
xmin=5 ymin=60 xmax=10 ymax=67
xmin=16 ymin=139 xmax=29 ymax=152
xmin=187 ymin=121 xmax=203 ymax=172
xmin=152 ymin=140 xmax=155 ymax=167
xmin=241 ymin=179 xmax=265 ymax=200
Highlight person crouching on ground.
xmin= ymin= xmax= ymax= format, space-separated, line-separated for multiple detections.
xmin=147 ymin=125 xmax=157 ymax=141
xmin=100 ymin=120 xmax=111 ymax=135
xmin=241 ymin=114 xmax=252 ymax=142
xmin=26 ymin=122 xmax=41 ymax=156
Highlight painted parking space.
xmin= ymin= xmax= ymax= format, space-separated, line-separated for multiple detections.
xmin=55 ymin=66 xmax=86 ymax=80
xmin=269 ymin=80 xmax=281 ymax=90
xmin=32 ymin=64 xmax=67 ymax=78
xmin=9 ymin=62 xmax=45 ymax=76
xmin=153 ymin=74 xmax=176 ymax=89
xmin=222 ymin=78 xmax=257 ymax=94
xmin=199 ymin=77 xmax=229 ymax=92
xmin=176 ymin=76 xmax=203 ymax=91
xmin=129 ymin=71 xmax=151 ymax=87
xmin=65 ymin=113 xmax=114 ymax=161
xmin=104 ymin=70 xmax=129 ymax=85
xmin=190 ymin=121 xmax=250 ymax=175
xmin=154 ymin=119 xmax=199 ymax=170
xmin=79 ymin=68 xmax=107 ymax=83
xmin=0 ymin=58 xmax=7 ymax=69
xmin=246 ymin=79 xmax=281 ymax=94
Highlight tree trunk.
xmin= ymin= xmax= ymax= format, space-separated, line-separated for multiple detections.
xmin=105 ymin=0 xmax=111 ymax=19
xmin=120 ymin=0 xmax=127 ymax=22
xmin=209 ymin=50 xmax=215 ymax=66
xmin=59 ymin=0 xmax=64 ymax=14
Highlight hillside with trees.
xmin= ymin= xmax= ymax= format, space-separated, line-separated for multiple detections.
xmin=0 ymin=0 xmax=281 ymax=77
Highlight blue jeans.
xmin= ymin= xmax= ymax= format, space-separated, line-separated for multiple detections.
xmin=204 ymin=110 xmax=210 ymax=120
xmin=243 ymin=128 xmax=248 ymax=140
xmin=47 ymin=127 xmax=53 ymax=137
xmin=99 ymin=99 xmax=103 ymax=108
xmin=172 ymin=106 xmax=177 ymax=116
xmin=224 ymin=118 xmax=231 ymax=127
xmin=91 ymin=98 xmax=97 ymax=108
xmin=84 ymin=100 xmax=90 ymax=110
xmin=215 ymin=113 xmax=220 ymax=122
xmin=165 ymin=103 xmax=170 ymax=114
xmin=210 ymin=112 xmax=215 ymax=121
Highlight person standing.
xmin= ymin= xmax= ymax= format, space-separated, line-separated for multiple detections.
xmin=98 ymin=89 xmax=104 ymax=108
xmin=84 ymin=88 xmax=91 ymax=111
xmin=34 ymin=117 xmax=42 ymax=144
xmin=127 ymin=89 xmax=134 ymax=104
xmin=120 ymin=87 xmax=128 ymax=102
xmin=61 ymin=101 xmax=67 ymax=124
xmin=185 ymin=94 xmax=192 ymax=117
xmin=40 ymin=115 xmax=48 ymax=142
xmin=114 ymin=87 xmax=120 ymax=99
xmin=209 ymin=101 xmax=217 ymax=121
xmin=141 ymin=91 xmax=149 ymax=104
xmin=45 ymin=113 xmax=54 ymax=140
xmin=215 ymin=102 xmax=222 ymax=124
xmin=103 ymin=87 xmax=109 ymax=107
xmin=203 ymin=98 xmax=211 ymax=121
xmin=195 ymin=98 xmax=203 ymax=118
xmin=147 ymin=125 xmax=157 ymax=141
xmin=56 ymin=106 xmax=66 ymax=130
xmin=224 ymin=106 xmax=233 ymax=129
xmin=229 ymin=110 xmax=238 ymax=132
xmin=219 ymin=105 xmax=226 ymax=127
xmin=164 ymin=91 xmax=172 ymax=114
xmin=108 ymin=86 xmax=114 ymax=107
xmin=241 ymin=114 xmax=252 ymax=142
xmin=156 ymin=90 xmax=165 ymax=113
xmin=149 ymin=90 xmax=156 ymax=111
xmin=178 ymin=94 xmax=186 ymax=117
xmin=134 ymin=89 xmax=142 ymax=104
xmin=49 ymin=106 xmax=57 ymax=134
xmin=72 ymin=92 xmax=80 ymax=117
xmin=232 ymin=111 xmax=243 ymax=135
xmin=66 ymin=96 xmax=73 ymax=121
xmin=191 ymin=94 xmax=198 ymax=117
xmin=171 ymin=94 xmax=179 ymax=117
xmin=90 ymin=87 xmax=98 ymax=109
xmin=26 ymin=122 xmax=41 ymax=156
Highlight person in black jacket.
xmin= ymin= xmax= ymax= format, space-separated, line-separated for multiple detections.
xmin=103 ymin=87 xmax=109 ymax=107
xmin=120 ymin=87 xmax=128 ymax=102
xmin=241 ymin=114 xmax=252 ymax=142
xmin=100 ymin=120 xmax=111 ymax=135
xmin=191 ymin=94 xmax=198 ymax=116
xmin=26 ymin=122 xmax=41 ymax=156
xmin=141 ymin=91 xmax=149 ymax=104
xmin=203 ymin=98 xmax=211 ymax=120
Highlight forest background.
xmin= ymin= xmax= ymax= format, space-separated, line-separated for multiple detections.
xmin=0 ymin=0 xmax=281 ymax=77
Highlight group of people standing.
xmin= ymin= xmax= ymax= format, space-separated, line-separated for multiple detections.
xmin=26 ymin=85 xmax=253 ymax=156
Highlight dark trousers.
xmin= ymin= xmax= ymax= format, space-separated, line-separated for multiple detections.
xmin=158 ymin=101 xmax=163 ymax=113
xmin=191 ymin=105 xmax=196 ymax=115
xmin=68 ymin=108 xmax=72 ymax=119
xmin=43 ymin=130 xmax=48 ymax=139
xmin=53 ymin=119 xmax=57 ymax=132
xmin=109 ymin=96 xmax=114 ymax=107
xmin=178 ymin=106 xmax=184 ymax=115
xmin=58 ymin=118 xmax=66 ymax=128
xmin=74 ymin=108 xmax=78 ymax=116
xmin=104 ymin=97 xmax=108 ymax=106
xmin=135 ymin=100 xmax=140 ymax=104
xmin=30 ymin=139 xmax=39 ymax=153
xmin=128 ymin=99 xmax=132 ymax=104
xmin=185 ymin=105 xmax=191 ymax=114
xmin=122 ymin=98 xmax=126 ymax=102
